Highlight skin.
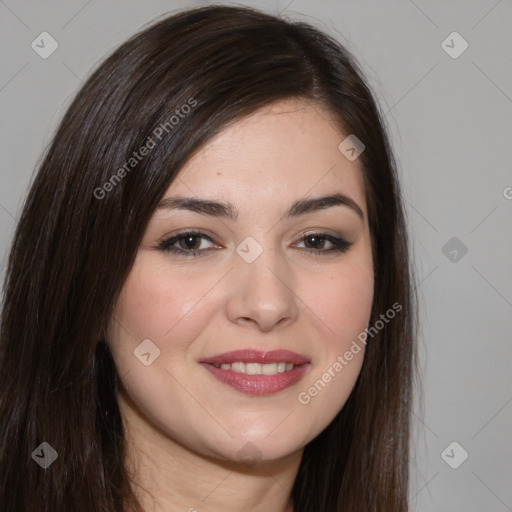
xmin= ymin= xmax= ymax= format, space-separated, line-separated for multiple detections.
xmin=107 ymin=98 xmax=374 ymax=512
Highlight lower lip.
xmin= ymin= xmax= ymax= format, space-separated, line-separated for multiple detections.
xmin=201 ymin=363 xmax=310 ymax=396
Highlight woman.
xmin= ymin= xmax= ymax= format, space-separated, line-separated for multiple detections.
xmin=0 ymin=5 xmax=418 ymax=511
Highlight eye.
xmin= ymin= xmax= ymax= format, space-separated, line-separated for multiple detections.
xmin=157 ymin=231 xmax=218 ymax=257
xmin=293 ymin=233 xmax=352 ymax=256
xmin=157 ymin=230 xmax=352 ymax=258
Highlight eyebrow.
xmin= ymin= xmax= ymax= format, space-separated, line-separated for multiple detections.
xmin=157 ymin=193 xmax=365 ymax=222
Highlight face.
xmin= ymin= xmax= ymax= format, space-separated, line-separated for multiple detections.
xmin=107 ymin=98 xmax=374 ymax=464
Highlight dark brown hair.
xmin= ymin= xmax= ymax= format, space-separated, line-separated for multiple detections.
xmin=0 ymin=5 xmax=417 ymax=511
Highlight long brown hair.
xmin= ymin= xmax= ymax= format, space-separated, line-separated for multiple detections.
xmin=0 ymin=5 xmax=418 ymax=511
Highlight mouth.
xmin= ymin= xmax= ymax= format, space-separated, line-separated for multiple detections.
xmin=199 ymin=349 xmax=311 ymax=396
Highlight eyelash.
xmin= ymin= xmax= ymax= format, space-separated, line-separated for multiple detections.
xmin=157 ymin=231 xmax=353 ymax=258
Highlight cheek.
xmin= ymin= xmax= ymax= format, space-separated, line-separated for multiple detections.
xmin=111 ymin=256 xmax=217 ymax=353
xmin=308 ymin=261 xmax=374 ymax=347
xmin=294 ymin=261 xmax=373 ymax=430
xmin=106 ymin=258 xmax=224 ymax=447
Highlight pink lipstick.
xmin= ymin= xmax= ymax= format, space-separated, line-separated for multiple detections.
xmin=200 ymin=349 xmax=310 ymax=396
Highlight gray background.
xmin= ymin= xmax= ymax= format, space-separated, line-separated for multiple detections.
xmin=1 ymin=1 xmax=511 ymax=510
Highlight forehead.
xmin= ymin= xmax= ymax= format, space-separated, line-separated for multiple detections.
xmin=167 ymin=99 xmax=367 ymax=218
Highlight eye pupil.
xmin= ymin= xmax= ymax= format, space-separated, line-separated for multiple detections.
xmin=305 ymin=235 xmax=325 ymax=249
xmin=181 ymin=234 xmax=200 ymax=250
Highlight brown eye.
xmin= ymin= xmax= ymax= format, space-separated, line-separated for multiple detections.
xmin=158 ymin=231 xmax=217 ymax=257
xmin=294 ymin=233 xmax=352 ymax=255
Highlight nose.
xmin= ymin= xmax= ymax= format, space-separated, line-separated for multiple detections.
xmin=225 ymin=243 xmax=299 ymax=332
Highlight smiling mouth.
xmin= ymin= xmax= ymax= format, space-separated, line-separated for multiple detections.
xmin=210 ymin=361 xmax=295 ymax=375
xmin=199 ymin=349 xmax=310 ymax=395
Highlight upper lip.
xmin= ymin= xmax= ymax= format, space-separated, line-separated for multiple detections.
xmin=199 ymin=349 xmax=310 ymax=366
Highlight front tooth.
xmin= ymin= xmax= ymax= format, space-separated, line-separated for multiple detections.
xmin=227 ymin=362 xmax=294 ymax=374
xmin=246 ymin=363 xmax=262 ymax=375
xmin=231 ymin=362 xmax=246 ymax=373
xmin=262 ymin=362 xmax=278 ymax=375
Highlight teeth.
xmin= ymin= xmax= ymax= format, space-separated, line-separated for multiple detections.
xmin=214 ymin=362 xmax=296 ymax=375
xmin=231 ymin=362 xmax=246 ymax=373
xmin=262 ymin=363 xmax=277 ymax=375
xmin=246 ymin=363 xmax=263 ymax=375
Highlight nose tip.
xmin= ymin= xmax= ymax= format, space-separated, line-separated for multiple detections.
xmin=226 ymin=253 xmax=299 ymax=332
